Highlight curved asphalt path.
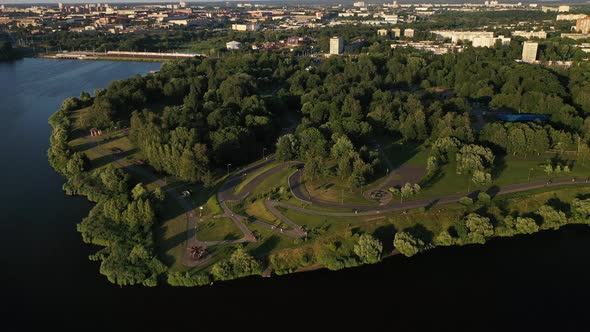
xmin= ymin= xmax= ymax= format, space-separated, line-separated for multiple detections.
xmin=217 ymin=157 xmax=306 ymax=239
xmin=287 ymin=167 xmax=590 ymax=216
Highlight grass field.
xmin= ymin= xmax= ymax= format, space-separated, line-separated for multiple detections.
xmin=155 ymin=199 xmax=189 ymax=271
xmin=197 ymin=217 xmax=242 ymax=242
xmin=233 ymin=160 xmax=279 ymax=194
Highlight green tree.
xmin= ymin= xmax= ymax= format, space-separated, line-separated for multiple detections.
xmin=464 ymin=213 xmax=494 ymax=244
xmin=353 ymin=234 xmax=383 ymax=264
xmin=131 ymin=183 xmax=148 ymax=201
xmin=394 ymin=231 xmax=425 ymax=257
xmin=537 ymin=205 xmax=567 ymax=230
xmin=515 ymin=217 xmax=539 ymax=234
xmin=276 ymin=134 xmax=298 ymax=161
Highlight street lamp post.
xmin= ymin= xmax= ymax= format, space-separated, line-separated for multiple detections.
xmin=227 ymin=163 xmax=231 ymax=177
xmin=528 ymin=168 xmax=533 ymax=182
xmin=263 ymin=147 xmax=267 ymax=160
xmin=199 ymin=206 xmax=204 ymax=218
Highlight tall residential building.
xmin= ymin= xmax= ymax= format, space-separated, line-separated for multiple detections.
xmin=522 ymin=41 xmax=538 ymax=63
xmin=330 ymin=36 xmax=344 ymax=55
xmin=58 ymin=2 xmax=63 ymax=11
xmin=576 ymin=16 xmax=590 ymax=34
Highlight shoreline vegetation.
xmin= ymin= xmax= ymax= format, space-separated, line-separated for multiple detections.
xmin=47 ymin=45 xmax=590 ymax=287
xmin=0 ymin=41 xmax=26 ymax=62
xmin=39 ymin=53 xmax=170 ymax=63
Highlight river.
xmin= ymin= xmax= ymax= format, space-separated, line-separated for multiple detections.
xmin=0 ymin=58 xmax=588 ymax=330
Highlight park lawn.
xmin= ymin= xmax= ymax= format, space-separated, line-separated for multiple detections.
xmin=305 ymin=175 xmax=377 ymax=206
xmin=282 ymin=208 xmax=365 ymax=232
xmin=176 ymin=181 xmax=223 ymax=217
xmin=233 ymin=160 xmax=280 ymax=194
xmin=380 ymin=139 xmax=428 ymax=171
xmin=245 ymin=199 xmax=279 ymax=223
xmin=245 ymin=222 xmax=301 ymax=257
xmin=251 ymin=166 xmax=294 ymax=196
xmin=188 ymin=243 xmax=237 ymax=274
xmin=417 ymin=161 xmax=476 ymax=199
xmin=155 ymin=199 xmax=189 ymax=271
xmin=494 ymin=153 xmax=590 ymax=186
xmin=499 ymin=185 xmax=590 ymax=214
xmin=197 ymin=217 xmax=242 ymax=242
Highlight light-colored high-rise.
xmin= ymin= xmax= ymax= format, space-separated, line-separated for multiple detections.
xmin=522 ymin=42 xmax=538 ymax=63
xmin=330 ymin=36 xmax=344 ymax=55
xmin=576 ymin=16 xmax=590 ymax=34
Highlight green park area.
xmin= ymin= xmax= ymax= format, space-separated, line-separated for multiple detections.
xmin=47 ymin=45 xmax=590 ymax=287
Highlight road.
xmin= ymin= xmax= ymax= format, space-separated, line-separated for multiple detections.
xmin=286 ymin=169 xmax=589 ymax=216
xmin=217 ymin=157 xmax=306 ymax=239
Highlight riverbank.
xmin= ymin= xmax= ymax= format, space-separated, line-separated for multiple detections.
xmin=40 ymin=50 xmax=200 ymax=62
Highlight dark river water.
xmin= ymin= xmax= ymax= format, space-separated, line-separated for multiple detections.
xmin=1 ymin=58 xmax=589 ymax=331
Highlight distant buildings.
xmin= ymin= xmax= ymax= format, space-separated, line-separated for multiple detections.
xmin=231 ymin=23 xmax=260 ymax=31
xmin=472 ymin=35 xmax=510 ymax=48
xmin=556 ymin=14 xmax=586 ymax=21
xmin=226 ymin=41 xmax=242 ymax=50
xmin=330 ymin=36 xmax=344 ymax=55
xmin=353 ymin=2 xmax=366 ymax=7
xmin=522 ymin=41 xmax=538 ymax=63
xmin=377 ymin=29 xmax=389 ymax=37
xmin=512 ymin=30 xmax=547 ymax=39
xmin=391 ymin=28 xmax=401 ymax=38
xmin=562 ymin=33 xmax=590 ymax=40
xmin=576 ymin=16 xmax=590 ymax=34
xmin=391 ymin=41 xmax=462 ymax=55
xmin=431 ymin=30 xmax=493 ymax=43
xmin=382 ymin=14 xmax=398 ymax=24
xmin=404 ymin=28 xmax=414 ymax=38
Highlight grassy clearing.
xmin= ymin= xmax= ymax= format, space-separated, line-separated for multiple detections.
xmin=233 ymin=160 xmax=279 ymax=194
xmin=246 ymin=199 xmax=279 ymax=223
xmin=494 ymin=153 xmax=590 ymax=186
xmin=251 ymin=166 xmax=293 ymax=196
xmin=197 ymin=217 xmax=242 ymax=242
xmin=499 ymin=186 xmax=590 ymax=214
xmin=380 ymin=138 xmax=424 ymax=168
xmin=155 ymin=199 xmax=189 ymax=272
xmin=245 ymin=222 xmax=300 ymax=257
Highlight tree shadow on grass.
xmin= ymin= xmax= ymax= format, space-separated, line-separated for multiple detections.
xmin=546 ymin=197 xmax=571 ymax=214
xmin=419 ymin=168 xmax=444 ymax=190
xmin=491 ymin=153 xmax=507 ymax=179
xmin=91 ymin=148 xmax=138 ymax=169
xmin=404 ymin=224 xmax=434 ymax=243
xmin=154 ymin=222 xmax=189 ymax=267
xmin=373 ymin=224 xmax=396 ymax=253
xmin=72 ymin=136 xmax=119 ymax=153
xmin=251 ymin=235 xmax=281 ymax=257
